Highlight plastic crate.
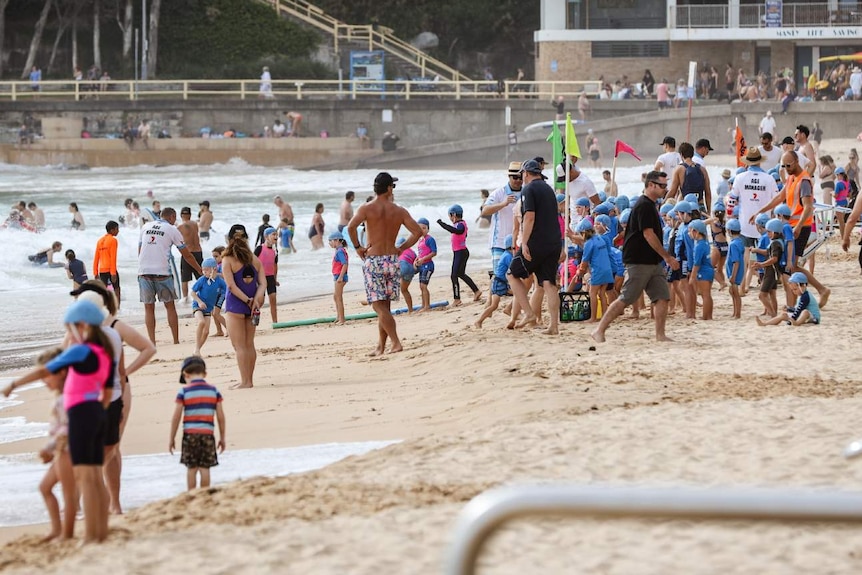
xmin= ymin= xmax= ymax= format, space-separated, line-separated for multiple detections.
xmin=559 ymin=291 xmax=590 ymax=322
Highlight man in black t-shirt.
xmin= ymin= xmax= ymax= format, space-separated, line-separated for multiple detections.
xmin=507 ymin=159 xmax=563 ymax=335
xmin=591 ymin=170 xmax=679 ymax=343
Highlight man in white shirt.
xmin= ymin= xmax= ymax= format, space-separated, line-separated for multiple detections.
xmin=138 ymin=207 xmax=204 ymax=345
xmin=556 ymin=155 xmax=600 ymax=208
xmin=654 ymin=136 xmax=681 ymax=174
xmin=758 ymin=132 xmax=782 ymax=170
xmin=693 ymin=138 xmax=713 ymax=166
xmin=482 ymin=161 xmax=523 ymax=271
xmin=759 ymin=110 xmax=776 ymax=135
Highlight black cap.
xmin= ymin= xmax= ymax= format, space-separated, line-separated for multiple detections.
xmin=228 ymin=223 xmax=248 ymax=239
xmin=695 ymin=138 xmax=714 ymax=151
xmin=660 ymin=136 xmax=676 ymax=147
xmin=533 ymin=156 xmax=547 ymax=165
xmin=179 ymin=356 xmax=207 ymax=383
xmin=199 ymin=200 xmax=210 ymax=207
xmin=180 ymin=206 xmax=192 ymax=215
xmin=521 ymin=159 xmax=548 ymax=179
xmin=374 ymin=172 xmax=398 ymax=187
xmin=781 ymin=136 xmax=795 ymax=145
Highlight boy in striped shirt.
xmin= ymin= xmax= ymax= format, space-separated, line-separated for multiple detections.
xmin=169 ymin=357 xmax=226 ymax=490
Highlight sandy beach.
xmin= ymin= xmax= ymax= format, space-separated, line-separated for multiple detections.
xmin=2 ymin=142 xmax=862 ymax=572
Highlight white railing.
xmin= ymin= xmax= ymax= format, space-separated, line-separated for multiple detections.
xmin=674 ymin=2 xmax=862 ymax=28
xmin=0 ymin=79 xmax=602 ymax=102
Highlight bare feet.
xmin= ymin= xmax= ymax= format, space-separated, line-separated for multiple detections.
xmin=215 ymin=331 xmax=225 ymax=337
xmin=334 ymin=320 xmax=345 ymax=325
xmin=656 ymin=335 xmax=673 ymax=342
xmin=193 ymin=349 xmax=201 ymax=357
xmin=229 ymin=382 xmax=253 ymax=390
xmin=472 ymin=290 xmax=483 ymax=302
xmin=41 ymin=531 xmax=60 ymax=543
xmin=819 ymin=287 xmax=831 ymax=308
xmin=505 ymin=321 xmax=515 ymax=330
xmin=755 ymin=315 xmax=766 ymax=326
xmin=474 ymin=321 xmax=483 ymax=329
xmin=542 ymin=327 xmax=559 ymax=335
xmin=452 ymin=300 xmax=462 ymax=307
xmin=515 ymin=315 xmax=538 ymax=329
xmin=590 ymin=329 xmax=605 ymax=343
xmin=390 ymin=343 xmax=403 ymax=353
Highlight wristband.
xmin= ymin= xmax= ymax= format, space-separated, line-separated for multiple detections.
xmin=353 ymin=244 xmax=361 ymax=249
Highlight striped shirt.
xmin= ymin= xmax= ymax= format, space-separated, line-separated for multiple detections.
xmin=176 ymin=380 xmax=222 ymax=435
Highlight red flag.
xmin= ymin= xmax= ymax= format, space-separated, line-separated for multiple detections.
xmin=614 ymin=140 xmax=641 ymax=161
xmin=735 ymin=126 xmax=747 ymax=168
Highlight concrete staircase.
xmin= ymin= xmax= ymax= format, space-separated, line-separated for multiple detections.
xmin=260 ymin=0 xmax=470 ymax=81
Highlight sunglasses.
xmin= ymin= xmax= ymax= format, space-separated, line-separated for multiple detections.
xmin=510 ymin=174 xmax=522 ymax=180
xmin=780 ymin=163 xmax=795 ymax=168
xmin=650 ymin=181 xmax=668 ymax=189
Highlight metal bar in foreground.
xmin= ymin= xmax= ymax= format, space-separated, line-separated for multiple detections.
xmin=445 ymin=484 xmax=862 ymax=575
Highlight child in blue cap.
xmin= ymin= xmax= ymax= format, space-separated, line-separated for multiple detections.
xmin=749 ymin=213 xmax=771 ymax=314
xmin=437 ymin=204 xmax=481 ymax=306
xmin=415 ymin=218 xmax=437 ymax=312
xmin=329 ymin=231 xmax=349 ymax=324
xmin=191 ymin=258 xmax=228 ymax=356
xmin=756 ymin=272 xmax=820 ymax=326
xmin=475 ymin=235 xmax=513 ymax=328
xmin=673 ymin=201 xmax=695 ymax=318
xmin=725 ymin=218 xmax=745 ymax=318
xmin=559 ymin=243 xmax=581 ymax=292
xmin=751 ymin=219 xmax=784 ymax=318
xmin=688 ymin=219 xmax=714 ymax=320
xmin=576 ymin=219 xmax=613 ymax=323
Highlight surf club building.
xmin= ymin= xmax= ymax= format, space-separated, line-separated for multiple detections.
xmin=536 ymin=0 xmax=862 ymax=89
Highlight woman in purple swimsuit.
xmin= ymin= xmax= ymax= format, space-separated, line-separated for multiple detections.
xmin=221 ymin=224 xmax=266 ymax=389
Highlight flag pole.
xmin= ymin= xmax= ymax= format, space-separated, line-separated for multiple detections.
xmin=610 ymin=153 xmax=619 ymax=198
xmin=564 ymin=131 xmax=571 ymax=290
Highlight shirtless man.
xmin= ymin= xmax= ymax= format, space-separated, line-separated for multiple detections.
xmin=338 ymin=191 xmax=355 ymax=232
xmin=197 ymin=200 xmax=213 ymax=241
xmin=794 ymin=124 xmax=817 ymax=176
xmin=346 ymin=172 xmax=422 ymax=356
xmin=273 ymin=195 xmax=294 ymax=225
xmin=177 ymin=206 xmax=203 ymax=302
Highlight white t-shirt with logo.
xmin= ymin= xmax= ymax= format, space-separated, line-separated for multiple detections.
xmin=729 ymin=167 xmax=779 ymax=239
xmin=485 ymin=184 xmax=519 ymax=250
xmin=655 ymin=151 xmax=681 ymax=175
xmin=138 ymin=219 xmax=186 ymax=275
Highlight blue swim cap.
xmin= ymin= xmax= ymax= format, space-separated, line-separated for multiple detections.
xmin=620 ymin=208 xmax=631 ymax=224
xmin=417 ymin=217 xmax=430 ymax=226
xmin=328 ymin=231 xmax=343 ymax=242
xmin=726 ymin=218 xmax=742 ymax=232
xmin=684 ymin=193 xmax=699 ymax=205
xmin=765 ymin=218 xmax=783 ymax=234
xmin=575 ymin=197 xmax=591 ymax=208
xmin=64 ymin=299 xmax=105 ymax=326
xmin=606 ymin=196 xmax=617 ymax=205
xmin=597 ymin=191 xmax=608 ymax=202
xmin=689 ymin=219 xmax=707 ymax=236
xmin=202 ymin=257 xmax=218 ymax=268
xmin=448 ymin=204 xmax=463 ymax=217
xmin=576 ymin=219 xmax=593 ymax=233
xmin=264 ymin=227 xmax=277 ymax=237
xmin=593 ymin=203 xmax=610 ymax=215
xmin=659 ymin=203 xmax=674 ymax=215
xmin=674 ymin=201 xmax=693 ymax=214
xmin=755 ymin=213 xmax=770 ymax=227
xmin=712 ymin=200 xmax=726 ymax=212
xmin=504 ymin=234 xmax=513 ymax=249
xmin=595 ymin=214 xmax=611 ymax=228
xmin=567 ymin=245 xmax=577 ymax=257
xmin=396 ymin=237 xmax=406 ymax=247
xmin=774 ymin=204 xmax=792 ymax=217
xmin=789 ymin=272 xmax=808 ymax=284
xmin=556 ymin=193 xmax=566 ymax=203
xmin=615 ymin=195 xmax=630 ymax=211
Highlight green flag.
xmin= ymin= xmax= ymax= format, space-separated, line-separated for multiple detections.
xmin=547 ymin=121 xmax=564 ymax=190
xmin=565 ymin=113 xmax=581 ymax=159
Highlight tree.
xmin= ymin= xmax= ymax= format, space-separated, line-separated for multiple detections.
xmin=47 ymin=0 xmax=86 ymax=75
xmin=0 ymin=0 xmax=11 ymax=78
xmin=93 ymin=0 xmax=101 ymax=70
xmin=146 ymin=0 xmax=161 ymax=77
xmin=21 ymin=0 xmax=54 ymax=79
xmin=113 ymin=0 xmax=132 ymax=59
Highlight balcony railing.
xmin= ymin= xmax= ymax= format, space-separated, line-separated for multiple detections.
xmin=0 ymin=79 xmax=603 ymax=102
xmin=674 ymin=2 xmax=862 ymax=29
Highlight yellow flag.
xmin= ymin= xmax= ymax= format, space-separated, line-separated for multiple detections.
xmin=565 ymin=113 xmax=581 ymax=159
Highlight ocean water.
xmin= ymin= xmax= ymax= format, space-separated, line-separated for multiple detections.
xmin=0 ymin=440 xmax=398 ymax=527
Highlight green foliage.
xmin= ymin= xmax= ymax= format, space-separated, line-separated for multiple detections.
xmin=159 ymin=0 xmax=333 ymax=79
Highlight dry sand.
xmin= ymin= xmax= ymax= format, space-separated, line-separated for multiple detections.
xmin=2 ymin=149 xmax=862 ymax=573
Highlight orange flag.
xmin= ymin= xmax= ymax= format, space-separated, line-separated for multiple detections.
xmin=735 ymin=126 xmax=747 ymax=168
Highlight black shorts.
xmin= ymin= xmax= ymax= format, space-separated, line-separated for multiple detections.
xmin=508 ymin=248 xmax=558 ymax=284
xmin=265 ymin=275 xmax=277 ymax=295
xmin=760 ymin=268 xmax=778 ymax=292
xmin=68 ymin=401 xmax=106 ymax=465
xmin=99 ymin=271 xmax=119 ymax=291
xmin=200 ymin=231 xmax=210 ymax=241
xmin=180 ymin=433 xmax=219 ymax=469
xmin=181 ymin=251 xmax=204 ymax=282
xmin=104 ymin=398 xmax=124 ymax=446
xmin=742 ymin=236 xmax=757 ymax=249
xmin=793 ymin=226 xmax=812 ymax=264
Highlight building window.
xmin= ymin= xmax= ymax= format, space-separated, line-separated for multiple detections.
xmin=591 ymin=41 xmax=670 ymax=58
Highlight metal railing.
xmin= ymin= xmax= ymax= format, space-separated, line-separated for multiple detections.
xmin=0 ymin=79 xmax=602 ymax=102
xmin=674 ymin=2 xmax=862 ymax=28
xmin=445 ymin=484 xmax=862 ymax=575
xmin=265 ymin=0 xmax=471 ymax=82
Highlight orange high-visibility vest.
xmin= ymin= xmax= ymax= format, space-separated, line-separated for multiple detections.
xmin=784 ymin=172 xmax=813 ymax=227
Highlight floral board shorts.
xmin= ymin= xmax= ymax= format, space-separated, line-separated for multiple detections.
xmin=363 ymin=255 xmax=401 ymax=303
xmin=180 ymin=433 xmax=218 ymax=469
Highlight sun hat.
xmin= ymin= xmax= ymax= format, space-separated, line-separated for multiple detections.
xmin=789 ymin=272 xmax=808 ymax=284
xmin=575 ymin=219 xmax=593 ymax=233
xmin=742 ymin=147 xmax=764 ymax=165
xmin=721 ymin=169 xmax=732 ymax=178
xmin=179 ymin=356 xmax=207 ymax=383
xmin=774 ymin=204 xmax=792 ymax=217
xmin=507 ymin=161 xmax=523 ymax=174
xmin=202 ymin=257 xmax=217 ymax=268
xmin=689 ymin=220 xmax=707 ymax=236
xmin=766 ymin=218 xmax=783 ymax=234
xmin=726 ymin=218 xmax=742 ymax=232
xmin=63 ymin=299 xmax=106 ymax=326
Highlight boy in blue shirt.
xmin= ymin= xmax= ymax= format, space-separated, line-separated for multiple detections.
xmin=475 ymin=235 xmax=513 ymax=328
xmin=577 ymin=219 xmax=613 ymax=323
xmin=725 ymin=218 xmax=745 ymax=319
xmin=774 ymin=203 xmax=796 ymax=309
xmin=688 ymin=219 xmax=714 ymax=320
xmin=756 ymin=272 xmax=821 ymax=326
xmin=190 ymin=258 xmax=227 ymax=356
xmin=673 ymin=201 xmax=696 ymax=318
